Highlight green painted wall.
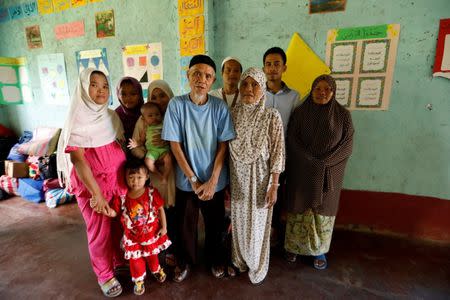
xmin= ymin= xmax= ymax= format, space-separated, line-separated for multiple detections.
xmin=0 ymin=0 xmax=449 ymax=200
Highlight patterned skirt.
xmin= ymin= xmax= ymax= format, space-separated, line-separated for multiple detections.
xmin=284 ymin=209 xmax=335 ymax=256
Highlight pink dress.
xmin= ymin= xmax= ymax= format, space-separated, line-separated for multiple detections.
xmin=66 ymin=141 xmax=127 ymax=284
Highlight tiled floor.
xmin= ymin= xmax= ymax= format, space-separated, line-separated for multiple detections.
xmin=0 ymin=196 xmax=449 ymax=299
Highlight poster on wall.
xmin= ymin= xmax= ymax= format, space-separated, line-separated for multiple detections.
xmin=309 ymin=0 xmax=346 ymax=14
xmin=25 ymin=25 xmax=43 ymax=49
xmin=54 ymin=20 xmax=85 ymax=40
xmin=76 ymin=48 xmax=112 ymax=104
xmin=22 ymin=1 xmax=39 ymax=17
xmin=0 ymin=7 xmax=11 ymax=23
xmin=0 ymin=57 xmax=32 ymax=105
xmin=178 ymin=0 xmax=205 ymax=57
xmin=37 ymin=53 xmax=70 ymax=105
xmin=432 ymin=18 xmax=450 ymax=79
xmin=283 ymin=33 xmax=331 ymax=99
xmin=37 ymin=0 xmax=54 ymax=15
xmin=95 ymin=9 xmax=115 ymax=38
xmin=122 ymin=43 xmax=164 ymax=99
xmin=71 ymin=0 xmax=87 ymax=8
xmin=325 ymin=24 xmax=400 ymax=110
xmin=52 ymin=0 xmax=70 ymax=12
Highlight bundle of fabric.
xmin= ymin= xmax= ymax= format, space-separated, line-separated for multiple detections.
xmin=45 ymin=188 xmax=74 ymax=208
xmin=17 ymin=178 xmax=44 ymax=203
xmin=0 ymin=175 xmax=19 ymax=196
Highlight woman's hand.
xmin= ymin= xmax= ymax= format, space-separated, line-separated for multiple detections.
xmin=265 ymin=184 xmax=278 ymax=208
xmin=127 ymin=138 xmax=140 ymax=149
xmin=91 ymin=193 xmax=116 ymax=217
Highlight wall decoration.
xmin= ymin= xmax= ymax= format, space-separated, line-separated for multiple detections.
xmin=52 ymin=0 xmax=70 ymax=12
xmin=433 ymin=18 xmax=450 ymax=79
xmin=37 ymin=53 xmax=70 ymax=105
xmin=9 ymin=4 xmax=25 ymax=20
xmin=309 ymin=0 xmax=346 ymax=14
xmin=325 ymin=24 xmax=400 ymax=110
xmin=76 ymin=48 xmax=112 ymax=104
xmin=283 ymin=32 xmax=331 ymax=99
xmin=95 ymin=9 xmax=115 ymax=38
xmin=22 ymin=1 xmax=39 ymax=17
xmin=54 ymin=20 xmax=85 ymax=40
xmin=25 ymin=25 xmax=43 ymax=49
xmin=178 ymin=0 xmax=203 ymax=16
xmin=37 ymin=0 xmax=54 ymax=15
xmin=178 ymin=0 xmax=205 ymax=57
xmin=71 ymin=0 xmax=87 ymax=8
xmin=180 ymin=56 xmax=192 ymax=94
xmin=148 ymin=42 xmax=163 ymax=82
xmin=0 ymin=57 xmax=32 ymax=105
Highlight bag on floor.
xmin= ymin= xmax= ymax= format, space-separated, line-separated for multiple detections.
xmin=18 ymin=178 xmax=44 ymax=203
xmin=45 ymin=188 xmax=74 ymax=208
xmin=0 ymin=175 xmax=19 ymax=196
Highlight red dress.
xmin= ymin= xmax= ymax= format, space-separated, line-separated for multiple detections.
xmin=112 ymin=187 xmax=171 ymax=260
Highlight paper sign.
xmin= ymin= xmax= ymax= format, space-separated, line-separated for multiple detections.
xmin=179 ymin=15 xmax=204 ymax=37
xmin=37 ymin=0 xmax=54 ymax=15
xmin=180 ymin=36 xmax=205 ymax=57
xmin=0 ymin=57 xmax=31 ymax=105
xmin=25 ymin=25 xmax=43 ymax=49
xmin=335 ymin=79 xmax=352 ymax=107
xmin=433 ymin=19 xmax=450 ymax=79
xmin=283 ymin=32 xmax=331 ymax=99
xmin=178 ymin=0 xmax=204 ymax=16
xmin=361 ymin=40 xmax=389 ymax=72
xmin=9 ymin=5 xmax=24 ymax=20
xmin=52 ymin=0 xmax=70 ymax=12
xmin=95 ymin=10 xmax=115 ymax=38
xmin=55 ymin=20 xmax=85 ymax=40
xmin=331 ymin=43 xmax=356 ymax=73
xmin=71 ymin=0 xmax=87 ymax=7
xmin=37 ymin=53 xmax=70 ymax=105
xmin=22 ymin=1 xmax=39 ymax=17
xmin=357 ymin=78 xmax=384 ymax=107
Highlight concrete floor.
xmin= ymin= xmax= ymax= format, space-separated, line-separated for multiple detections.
xmin=0 ymin=196 xmax=449 ymax=300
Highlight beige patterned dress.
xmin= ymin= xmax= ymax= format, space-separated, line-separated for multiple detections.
xmin=229 ymin=98 xmax=285 ymax=284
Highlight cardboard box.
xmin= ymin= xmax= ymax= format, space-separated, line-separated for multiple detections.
xmin=4 ymin=160 xmax=29 ymax=178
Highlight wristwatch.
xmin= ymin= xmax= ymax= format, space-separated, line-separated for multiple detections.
xmin=190 ymin=175 xmax=198 ymax=183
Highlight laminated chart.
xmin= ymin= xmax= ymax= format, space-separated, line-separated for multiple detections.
xmin=0 ymin=57 xmax=32 ymax=105
xmin=325 ymin=24 xmax=400 ymax=110
xmin=37 ymin=53 xmax=70 ymax=105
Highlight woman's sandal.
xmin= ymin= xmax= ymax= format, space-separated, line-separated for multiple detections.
xmin=134 ymin=280 xmax=145 ymax=296
xmin=173 ymin=265 xmax=190 ymax=283
xmin=211 ymin=265 xmax=225 ymax=278
xmin=99 ymin=277 xmax=122 ymax=298
xmin=226 ymin=265 xmax=237 ymax=277
xmin=313 ymin=254 xmax=328 ymax=270
xmin=153 ymin=267 xmax=167 ymax=283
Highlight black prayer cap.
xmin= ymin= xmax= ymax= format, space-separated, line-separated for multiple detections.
xmin=189 ymin=54 xmax=216 ymax=73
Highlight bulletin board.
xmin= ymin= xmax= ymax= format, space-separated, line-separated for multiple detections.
xmin=325 ymin=24 xmax=400 ymax=110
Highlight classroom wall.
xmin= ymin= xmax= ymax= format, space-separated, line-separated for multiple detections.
xmin=0 ymin=0 xmax=449 ymax=204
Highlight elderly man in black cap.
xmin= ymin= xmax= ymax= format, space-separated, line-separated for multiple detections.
xmin=162 ymin=54 xmax=236 ymax=282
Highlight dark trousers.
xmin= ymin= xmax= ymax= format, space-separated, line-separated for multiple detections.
xmin=175 ymin=188 xmax=226 ymax=268
xmin=272 ymin=171 xmax=287 ymax=241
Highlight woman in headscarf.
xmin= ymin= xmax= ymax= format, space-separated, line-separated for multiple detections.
xmin=115 ymin=77 xmax=144 ymax=141
xmin=57 ymin=68 xmax=127 ymax=297
xmin=229 ymin=67 xmax=285 ymax=285
xmin=284 ymin=74 xmax=354 ymax=270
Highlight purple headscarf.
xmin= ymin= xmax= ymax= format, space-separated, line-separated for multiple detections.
xmin=115 ymin=77 xmax=144 ymax=140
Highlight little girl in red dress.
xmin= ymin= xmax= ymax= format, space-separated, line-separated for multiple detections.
xmin=110 ymin=159 xmax=171 ymax=296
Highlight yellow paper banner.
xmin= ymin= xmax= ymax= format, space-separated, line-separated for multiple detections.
xmin=178 ymin=0 xmax=203 ymax=16
xmin=37 ymin=0 xmax=54 ymax=14
xmin=180 ymin=36 xmax=205 ymax=57
xmin=179 ymin=15 xmax=204 ymax=38
xmin=283 ymin=33 xmax=331 ymax=98
xmin=52 ymin=0 xmax=70 ymax=12
xmin=71 ymin=0 xmax=87 ymax=8
xmin=123 ymin=44 xmax=148 ymax=55
xmin=0 ymin=57 xmax=27 ymax=65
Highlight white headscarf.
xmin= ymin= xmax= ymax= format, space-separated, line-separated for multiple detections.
xmin=147 ymin=80 xmax=174 ymax=102
xmin=57 ymin=68 xmax=124 ymax=187
xmin=229 ymin=67 xmax=269 ymax=164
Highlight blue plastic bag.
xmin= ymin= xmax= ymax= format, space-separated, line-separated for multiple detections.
xmin=18 ymin=178 xmax=44 ymax=203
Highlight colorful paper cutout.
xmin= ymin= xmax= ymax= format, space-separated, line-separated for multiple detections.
xmin=52 ymin=0 xmax=70 ymax=12
xmin=54 ymin=20 xmax=85 ymax=40
xmin=178 ymin=0 xmax=204 ymax=16
xmin=282 ymin=32 xmax=331 ymax=99
xmin=37 ymin=0 xmax=54 ymax=15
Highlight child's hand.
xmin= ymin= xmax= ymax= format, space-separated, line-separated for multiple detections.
xmin=158 ymin=227 xmax=167 ymax=237
xmin=127 ymin=138 xmax=139 ymax=149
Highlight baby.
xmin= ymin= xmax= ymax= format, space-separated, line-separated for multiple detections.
xmin=128 ymin=102 xmax=172 ymax=184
